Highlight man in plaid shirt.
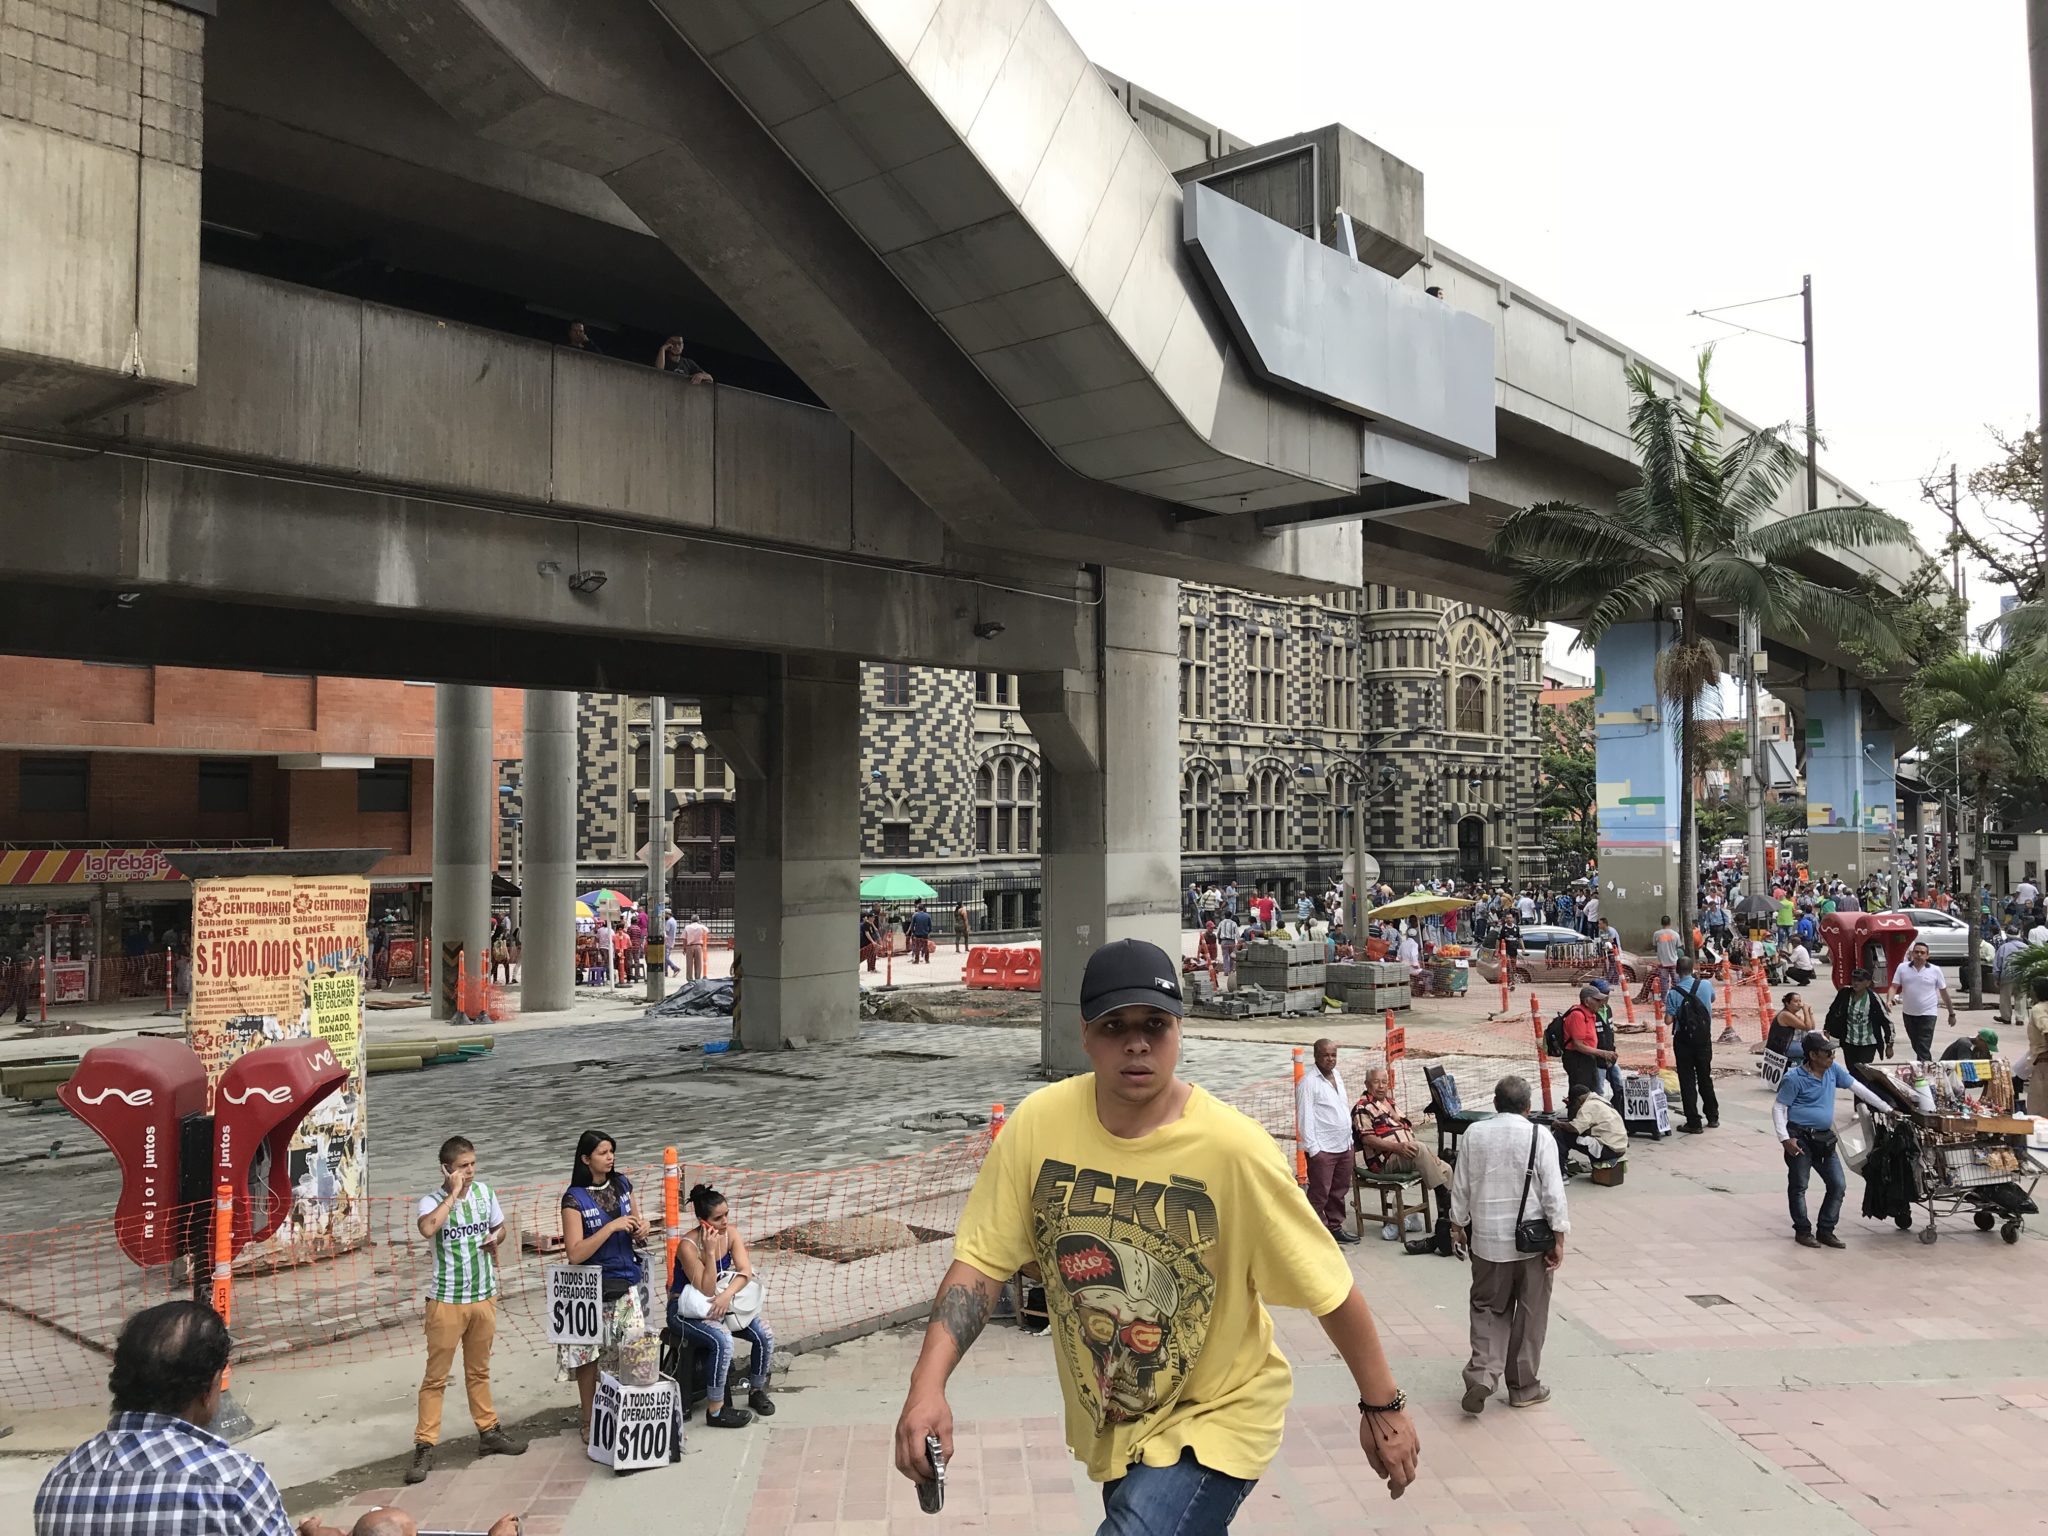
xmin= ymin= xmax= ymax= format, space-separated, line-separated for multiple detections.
xmin=36 ymin=1301 xmax=520 ymax=1536
xmin=35 ymin=1300 xmax=320 ymax=1536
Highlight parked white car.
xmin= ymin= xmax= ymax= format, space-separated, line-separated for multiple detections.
xmin=1897 ymin=906 xmax=1971 ymax=966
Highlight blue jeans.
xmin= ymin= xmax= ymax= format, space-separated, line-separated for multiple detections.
xmin=1099 ymin=1448 xmax=1255 ymax=1536
xmin=672 ymin=1311 xmax=774 ymax=1400
xmin=1786 ymin=1127 xmax=1847 ymax=1236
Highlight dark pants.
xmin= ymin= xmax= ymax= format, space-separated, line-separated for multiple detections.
xmin=1903 ymin=1013 xmax=1935 ymax=1062
xmin=1786 ymin=1126 xmax=1847 ymax=1236
xmin=1673 ymin=1031 xmax=1719 ymax=1128
xmin=1304 ymin=1149 xmax=1349 ymax=1233
xmin=1843 ymin=1042 xmax=1879 ymax=1068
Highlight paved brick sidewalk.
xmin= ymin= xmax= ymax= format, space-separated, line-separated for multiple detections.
xmin=317 ymin=1425 xmax=593 ymax=1536
xmin=500 ymin=1056 xmax=2048 ymax=1534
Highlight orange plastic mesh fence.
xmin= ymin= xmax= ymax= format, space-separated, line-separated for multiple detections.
xmin=0 ymin=1016 xmax=1761 ymax=1411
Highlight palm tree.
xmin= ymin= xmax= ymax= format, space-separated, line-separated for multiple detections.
xmin=1490 ymin=351 xmax=1914 ymax=943
xmin=1907 ymin=650 xmax=2048 ymax=1003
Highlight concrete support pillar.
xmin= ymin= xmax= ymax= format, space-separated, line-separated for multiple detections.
xmin=1805 ymin=688 xmax=1866 ymax=885
xmin=1592 ymin=622 xmax=1681 ymax=949
xmin=1861 ymin=726 xmax=1897 ymax=896
xmin=521 ymin=690 xmax=577 ymax=1013
xmin=727 ymin=657 xmax=860 ymax=1050
xmin=1025 ymin=571 xmax=1180 ymax=1078
xmin=432 ymin=685 xmax=495 ymax=1019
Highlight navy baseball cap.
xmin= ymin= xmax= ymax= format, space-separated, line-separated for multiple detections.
xmin=1080 ymin=938 xmax=1185 ymax=1022
xmin=1590 ymin=978 xmax=1610 ymax=994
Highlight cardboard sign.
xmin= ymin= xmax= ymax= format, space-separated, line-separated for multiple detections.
xmin=586 ymin=1371 xmax=680 ymax=1470
xmin=545 ymin=1265 xmax=603 ymax=1346
xmin=1384 ymin=1025 xmax=1406 ymax=1064
xmin=1760 ymin=1049 xmax=1789 ymax=1089
xmin=306 ymin=974 xmax=360 ymax=1071
xmin=1621 ymin=1073 xmax=1671 ymax=1136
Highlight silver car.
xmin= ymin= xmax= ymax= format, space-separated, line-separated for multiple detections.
xmin=1898 ymin=907 xmax=1971 ymax=966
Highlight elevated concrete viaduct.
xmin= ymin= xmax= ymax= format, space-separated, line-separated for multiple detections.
xmin=0 ymin=0 xmax=1931 ymax=1059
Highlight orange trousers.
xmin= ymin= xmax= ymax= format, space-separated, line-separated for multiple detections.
xmin=415 ymin=1297 xmax=498 ymax=1445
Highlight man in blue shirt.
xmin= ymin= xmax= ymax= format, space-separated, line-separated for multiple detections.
xmin=1773 ymin=1031 xmax=1893 ymax=1249
xmin=1664 ymin=956 xmax=1719 ymax=1133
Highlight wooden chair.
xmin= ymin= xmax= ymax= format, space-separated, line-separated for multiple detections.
xmin=1352 ymin=1167 xmax=1429 ymax=1240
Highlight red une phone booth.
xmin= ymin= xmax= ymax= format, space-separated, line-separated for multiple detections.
xmin=59 ymin=1037 xmax=209 ymax=1267
xmin=214 ymin=1040 xmax=350 ymax=1254
xmin=62 ymin=1036 xmax=350 ymax=1268
xmin=1821 ymin=910 xmax=1918 ymax=989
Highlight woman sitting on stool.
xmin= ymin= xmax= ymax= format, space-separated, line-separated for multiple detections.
xmin=668 ymin=1182 xmax=773 ymax=1426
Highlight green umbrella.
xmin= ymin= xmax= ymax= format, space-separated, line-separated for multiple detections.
xmin=860 ymin=872 xmax=937 ymax=901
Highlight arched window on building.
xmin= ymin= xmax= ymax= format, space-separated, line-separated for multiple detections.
xmin=1016 ymin=765 xmax=1036 ymax=854
xmin=1248 ymin=764 xmax=1292 ymax=852
xmin=1182 ymin=765 xmax=1213 ymax=853
xmin=1327 ymin=769 xmax=1355 ymax=851
xmin=994 ymin=761 xmax=1014 ymax=852
xmin=975 ymin=764 xmax=994 ymax=854
xmin=1454 ymin=674 xmax=1486 ymax=733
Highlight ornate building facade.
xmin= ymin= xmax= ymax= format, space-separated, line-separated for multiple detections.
xmin=548 ymin=583 xmax=1544 ymax=931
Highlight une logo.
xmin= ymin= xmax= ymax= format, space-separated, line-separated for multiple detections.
xmin=73 ymin=1085 xmax=155 ymax=1107
xmin=220 ymin=1083 xmax=292 ymax=1106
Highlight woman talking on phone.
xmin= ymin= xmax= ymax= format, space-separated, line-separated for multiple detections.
xmin=668 ymin=1182 xmax=773 ymax=1426
xmin=557 ymin=1130 xmax=649 ymax=1433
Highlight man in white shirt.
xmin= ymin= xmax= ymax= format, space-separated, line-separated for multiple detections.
xmin=2028 ymin=919 xmax=2048 ymax=947
xmin=1516 ymin=891 xmax=1537 ymax=924
xmin=1397 ymin=928 xmax=1422 ymax=969
xmin=1449 ymin=1075 xmax=1568 ymax=1416
xmin=663 ymin=911 xmax=681 ymax=976
xmin=1786 ymin=941 xmax=1816 ymax=985
xmin=680 ymin=913 xmax=711 ymax=981
xmin=1889 ymin=941 xmax=1956 ymax=1062
xmin=1297 ymin=1039 xmax=1358 ymax=1244
xmin=2018 ymin=878 xmax=2040 ymax=916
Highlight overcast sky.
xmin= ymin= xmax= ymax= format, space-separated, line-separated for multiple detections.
xmin=1050 ymin=1 xmax=2037 ymax=686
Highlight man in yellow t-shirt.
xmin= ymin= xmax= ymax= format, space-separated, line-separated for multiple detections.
xmin=892 ymin=938 xmax=1419 ymax=1532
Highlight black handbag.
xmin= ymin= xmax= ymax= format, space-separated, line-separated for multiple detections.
xmin=1513 ymin=1123 xmax=1556 ymax=1255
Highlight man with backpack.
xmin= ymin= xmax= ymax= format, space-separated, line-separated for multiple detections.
xmin=1664 ymin=957 xmax=1719 ymax=1133
xmin=1550 ymin=985 xmax=1612 ymax=1102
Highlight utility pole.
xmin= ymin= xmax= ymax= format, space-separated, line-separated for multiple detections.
xmin=2031 ymin=0 xmax=2048 ymax=541
xmin=1741 ymin=612 xmax=1768 ymax=895
xmin=1802 ymin=274 xmax=1818 ymax=511
xmin=645 ymin=695 xmax=667 ymax=1003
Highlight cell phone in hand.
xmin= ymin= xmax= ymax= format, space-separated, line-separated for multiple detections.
xmin=918 ymin=1433 xmax=946 ymax=1514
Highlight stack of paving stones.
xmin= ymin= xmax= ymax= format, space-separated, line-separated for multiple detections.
xmin=1231 ymin=940 xmax=1327 ymax=1016
xmin=1326 ymin=959 xmax=1412 ymax=1013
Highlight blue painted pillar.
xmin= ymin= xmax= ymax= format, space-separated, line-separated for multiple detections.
xmin=1593 ymin=622 xmax=1681 ymax=947
xmin=1805 ymin=688 xmax=1868 ymax=884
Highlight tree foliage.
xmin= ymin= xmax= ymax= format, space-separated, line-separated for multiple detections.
xmin=1536 ymin=696 xmax=1596 ymax=871
xmin=1490 ymin=350 xmax=1915 ymax=934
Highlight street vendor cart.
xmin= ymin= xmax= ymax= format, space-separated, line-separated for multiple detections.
xmin=1846 ymin=1057 xmax=2044 ymax=1246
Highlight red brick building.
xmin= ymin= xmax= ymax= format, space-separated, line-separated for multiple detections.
xmin=0 ymin=660 xmax=522 ymax=1000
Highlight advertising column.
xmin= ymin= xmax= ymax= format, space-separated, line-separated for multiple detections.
xmin=187 ymin=874 xmax=370 ymax=1249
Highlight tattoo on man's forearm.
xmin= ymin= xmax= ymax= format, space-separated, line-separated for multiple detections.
xmin=932 ymin=1282 xmax=992 ymax=1354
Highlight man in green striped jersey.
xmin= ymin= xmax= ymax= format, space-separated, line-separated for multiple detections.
xmin=408 ymin=1136 xmax=526 ymax=1484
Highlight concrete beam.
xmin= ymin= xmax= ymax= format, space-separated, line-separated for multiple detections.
xmin=330 ymin=0 xmax=1358 ymax=598
xmin=0 ymin=447 xmax=1090 ymax=675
